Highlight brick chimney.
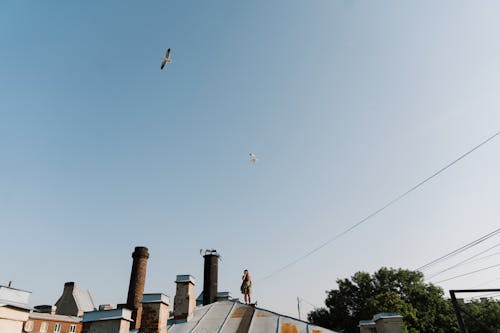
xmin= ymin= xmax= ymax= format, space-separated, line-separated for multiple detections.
xmin=139 ymin=294 xmax=170 ymax=333
xmin=82 ymin=308 xmax=133 ymax=333
xmin=202 ymin=250 xmax=219 ymax=305
xmin=126 ymin=246 xmax=150 ymax=329
xmin=173 ymin=275 xmax=195 ymax=320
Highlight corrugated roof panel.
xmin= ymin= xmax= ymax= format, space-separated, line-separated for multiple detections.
xmin=169 ymin=304 xmax=213 ymax=333
xmin=248 ymin=308 xmax=278 ymax=333
xmin=219 ymin=302 xmax=254 ymax=333
xmin=192 ymin=301 xmax=234 ymax=333
xmin=279 ymin=316 xmax=307 ymax=333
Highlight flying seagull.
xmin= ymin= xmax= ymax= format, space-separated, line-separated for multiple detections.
xmin=160 ymin=48 xmax=172 ymax=70
xmin=249 ymin=152 xmax=258 ymax=164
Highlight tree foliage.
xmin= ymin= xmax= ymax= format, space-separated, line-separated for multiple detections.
xmin=308 ymin=267 xmax=500 ymax=333
xmin=461 ymin=299 xmax=500 ymax=333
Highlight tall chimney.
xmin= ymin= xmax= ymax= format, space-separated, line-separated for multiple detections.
xmin=126 ymin=246 xmax=150 ymax=329
xmin=202 ymin=250 xmax=219 ymax=306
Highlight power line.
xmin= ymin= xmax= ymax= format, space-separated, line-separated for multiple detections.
xmin=258 ymin=131 xmax=500 ymax=282
xmin=416 ymin=228 xmax=500 ymax=272
xmin=467 ymin=251 xmax=500 ymax=264
xmin=434 ymin=263 xmax=500 ymax=284
xmin=298 ymin=297 xmax=321 ymax=309
xmin=473 ymin=276 xmax=500 ymax=288
xmin=427 ymin=242 xmax=500 ymax=279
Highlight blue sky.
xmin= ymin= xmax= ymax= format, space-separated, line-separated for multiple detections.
xmin=1 ymin=0 xmax=499 ymax=317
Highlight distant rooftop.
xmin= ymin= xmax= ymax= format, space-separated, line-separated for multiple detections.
xmin=82 ymin=308 xmax=133 ymax=323
xmin=0 ymin=285 xmax=32 ymax=311
xmin=142 ymin=293 xmax=170 ymax=305
xmin=372 ymin=312 xmax=403 ymax=321
xmin=29 ymin=312 xmax=81 ymax=323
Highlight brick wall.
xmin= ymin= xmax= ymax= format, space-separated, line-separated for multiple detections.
xmin=28 ymin=318 xmax=82 ymax=333
xmin=139 ymin=302 xmax=168 ymax=333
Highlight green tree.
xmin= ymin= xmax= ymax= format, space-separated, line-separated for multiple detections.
xmin=461 ymin=299 xmax=500 ymax=333
xmin=307 ymin=267 xmax=458 ymax=333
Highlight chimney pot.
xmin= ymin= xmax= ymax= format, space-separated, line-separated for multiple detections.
xmin=64 ymin=282 xmax=75 ymax=290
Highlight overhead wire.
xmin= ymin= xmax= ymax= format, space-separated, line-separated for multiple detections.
xmin=434 ymin=263 xmax=500 ymax=284
xmin=426 ymin=241 xmax=500 ymax=279
xmin=473 ymin=276 xmax=500 ymax=288
xmin=416 ymin=228 xmax=500 ymax=272
xmin=258 ymin=131 xmax=500 ymax=282
xmin=298 ymin=297 xmax=321 ymax=309
xmin=466 ymin=251 xmax=500 ymax=264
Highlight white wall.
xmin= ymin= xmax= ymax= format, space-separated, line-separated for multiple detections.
xmin=0 ymin=306 xmax=30 ymax=333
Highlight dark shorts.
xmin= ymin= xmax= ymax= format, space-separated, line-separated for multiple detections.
xmin=241 ymin=281 xmax=252 ymax=294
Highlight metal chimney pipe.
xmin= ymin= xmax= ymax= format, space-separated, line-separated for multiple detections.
xmin=202 ymin=250 xmax=219 ymax=305
xmin=126 ymin=246 xmax=149 ymax=329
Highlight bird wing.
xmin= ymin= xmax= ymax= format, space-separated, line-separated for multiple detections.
xmin=160 ymin=58 xmax=167 ymax=69
xmin=166 ymin=48 xmax=171 ymax=58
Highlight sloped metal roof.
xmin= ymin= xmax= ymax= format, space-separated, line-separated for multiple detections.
xmin=73 ymin=286 xmax=96 ymax=312
xmin=168 ymin=301 xmax=338 ymax=333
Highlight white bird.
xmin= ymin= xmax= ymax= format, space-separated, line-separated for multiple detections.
xmin=160 ymin=48 xmax=172 ymax=70
xmin=249 ymin=152 xmax=258 ymax=163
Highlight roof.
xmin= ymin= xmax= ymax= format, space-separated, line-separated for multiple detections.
xmin=29 ymin=312 xmax=81 ymax=323
xmin=168 ymin=301 xmax=338 ymax=333
xmin=176 ymin=275 xmax=196 ymax=284
xmin=142 ymin=293 xmax=170 ymax=305
xmin=82 ymin=308 xmax=133 ymax=323
xmin=73 ymin=286 xmax=96 ymax=313
xmin=0 ymin=285 xmax=32 ymax=311
xmin=196 ymin=291 xmax=233 ymax=304
xmin=372 ymin=312 xmax=403 ymax=321
xmin=358 ymin=320 xmax=376 ymax=327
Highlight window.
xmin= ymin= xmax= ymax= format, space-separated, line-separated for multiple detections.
xmin=54 ymin=323 xmax=61 ymax=333
xmin=40 ymin=322 xmax=48 ymax=333
xmin=24 ymin=320 xmax=34 ymax=332
xmin=69 ymin=325 xmax=77 ymax=333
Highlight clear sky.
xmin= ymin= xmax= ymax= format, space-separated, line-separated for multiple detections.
xmin=1 ymin=0 xmax=499 ymax=318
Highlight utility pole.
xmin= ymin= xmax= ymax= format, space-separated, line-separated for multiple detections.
xmin=297 ymin=297 xmax=301 ymax=320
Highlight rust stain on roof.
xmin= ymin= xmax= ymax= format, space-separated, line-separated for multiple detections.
xmin=230 ymin=306 xmax=248 ymax=318
xmin=281 ymin=323 xmax=298 ymax=333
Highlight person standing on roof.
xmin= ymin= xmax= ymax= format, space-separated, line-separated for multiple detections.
xmin=241 ymin=269 xmax=252 ymax=304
